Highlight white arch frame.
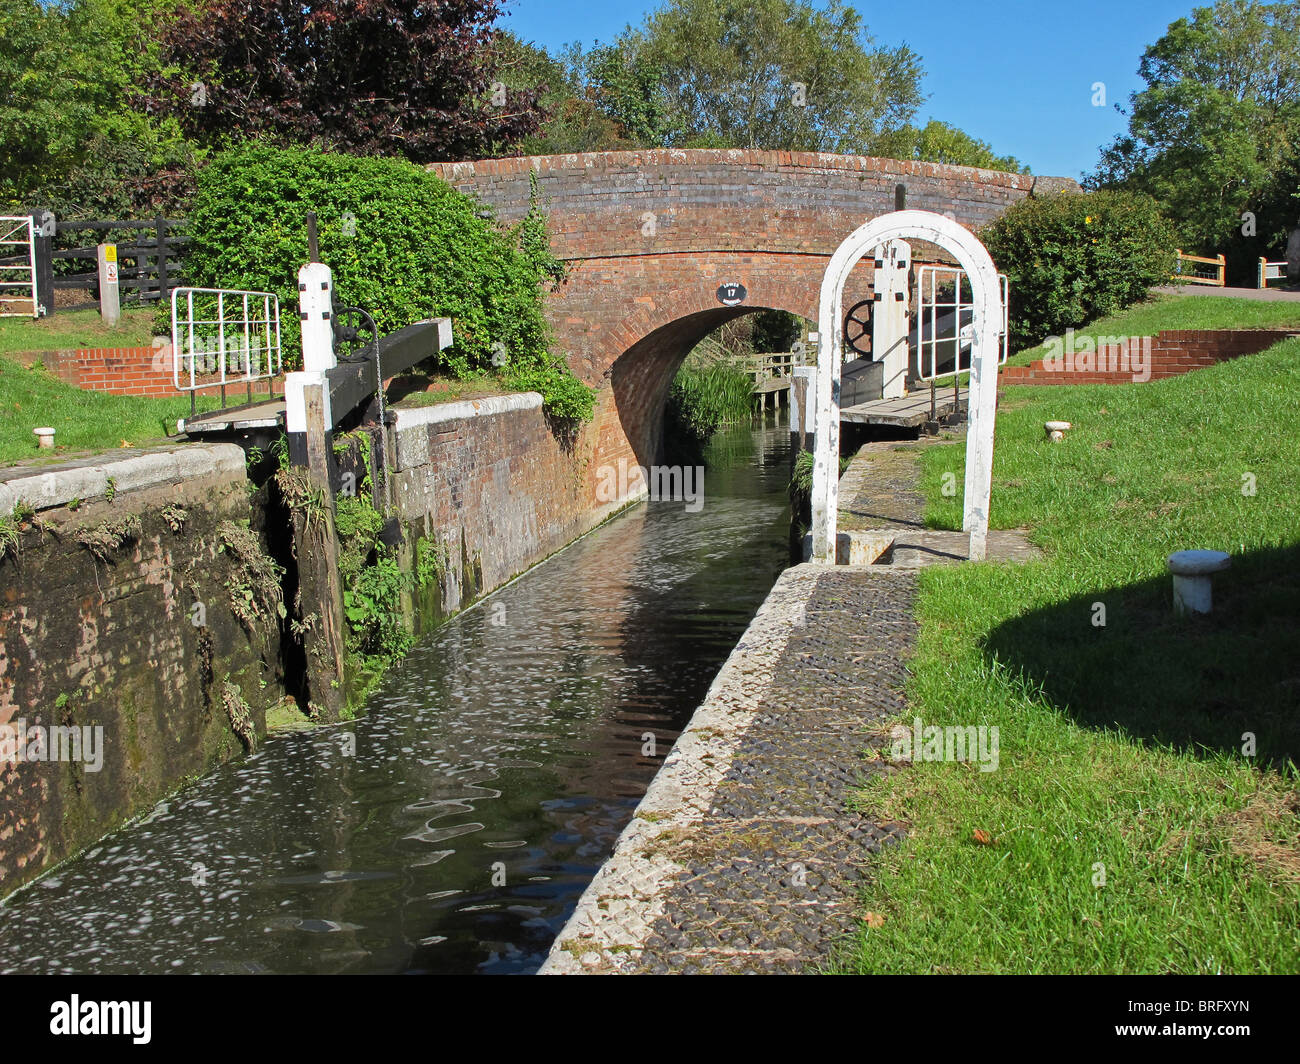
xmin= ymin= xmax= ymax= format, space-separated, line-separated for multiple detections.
xmin=811 ymin=210 xmax=1002 ymax=563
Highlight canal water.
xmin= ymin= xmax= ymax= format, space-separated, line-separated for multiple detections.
xmin=0 ymin=417 xmax=793 ymax=974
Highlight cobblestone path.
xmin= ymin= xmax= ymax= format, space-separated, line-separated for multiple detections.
xmin=617 ymin=566 xmax=917 ymax=973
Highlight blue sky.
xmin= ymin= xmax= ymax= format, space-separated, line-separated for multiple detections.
xmin=501 ymin=0 xmax=1201 ymax=179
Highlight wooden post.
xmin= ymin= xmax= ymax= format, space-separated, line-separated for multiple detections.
xmin=31 ymin=210 xmax=54 ymax=318
xmin=97 ymin=243 xmax=120 ymax=326
xmin=155 ymin=215 xmax=169 ymax=303
xmin=291 ymin=380 xmax=347 ymax=721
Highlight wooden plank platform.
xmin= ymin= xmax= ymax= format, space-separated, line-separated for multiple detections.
xmin=181 ymin=398 xmax=284 ymax=435
xmin=840 ymin=387 xmax=967 ymax=428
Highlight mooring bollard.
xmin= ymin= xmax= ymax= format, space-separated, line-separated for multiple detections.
xmin=1044 ymin=420 xmax=1072 ymax=442
xmin=1167 ymin=549 xmax=1231 ymax=616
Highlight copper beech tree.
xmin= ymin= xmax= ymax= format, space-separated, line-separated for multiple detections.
xmin=145 ymin=0 xmax=545 ymax=162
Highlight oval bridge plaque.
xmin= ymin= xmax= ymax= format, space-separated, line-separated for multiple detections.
xmin=716 ymin=282 xmax=747 ymax=307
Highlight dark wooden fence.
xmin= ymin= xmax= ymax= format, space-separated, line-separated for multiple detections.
xmin=0 ymin=212 xmax=188 ymax=316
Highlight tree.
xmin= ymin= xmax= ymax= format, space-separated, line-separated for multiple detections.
xmin=146 ymin=0 xmax=545 ymax=163
xmin=488 ymin=34 xmax=635 ymax=155
xmin=0 ymin=0 xmax=197 ymax=216
xmin=606 ymin=0 xmax=924 ymax=153
xmin=874 ymin=120 xmax=1029 ymax=174
xmin=1090 ymin=0 xmax=1300 ymax=277
xmin=582 ymin=42 xmax=677 ymax=147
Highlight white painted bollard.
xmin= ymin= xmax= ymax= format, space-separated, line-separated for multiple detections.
xmin=33 ymin=427 xmax=55 ymax=449
xmin=1044 ymin=420 xmax=1071 ymax=442
xmin=1167 ymin=550 xmax=1231 ymax=616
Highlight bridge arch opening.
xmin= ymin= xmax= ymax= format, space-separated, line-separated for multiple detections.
xmin=607 ymin=301 xmax=815 ymax=470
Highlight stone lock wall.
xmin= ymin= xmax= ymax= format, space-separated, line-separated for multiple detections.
xmin=389 ymin=393 xmax=641 ymax=630
xmin=0 ymin=445 xmax=287 ymax=896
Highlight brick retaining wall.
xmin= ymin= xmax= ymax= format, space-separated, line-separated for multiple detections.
xmin=34 ymin=345 xmax=266 ymax=398
xmin=999 ymin=329 xmax=1297 ymax=385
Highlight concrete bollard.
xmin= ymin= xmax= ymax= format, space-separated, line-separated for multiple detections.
xmin=1167 ymin=549 xmax=1231 ymax=616
xmin=33 ymin=427 xmax=55 ymax=449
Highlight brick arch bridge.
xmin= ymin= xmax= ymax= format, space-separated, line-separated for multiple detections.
xmin=429 ymin=149 xmax=1077 ymax=494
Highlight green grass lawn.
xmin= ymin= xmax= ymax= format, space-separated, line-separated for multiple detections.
xmin=835 ymin=340 xmax=1300 ymax=973
xmin=0 ymin=351 xmax=214 ymax=465
xmin=0 ymin=307 xmax=158 ymax=355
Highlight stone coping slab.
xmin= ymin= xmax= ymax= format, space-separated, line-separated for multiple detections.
xmin=0 ymin=442 xmax=246 ymax=514
xmin=539 ymin=565 xmax=823 ymax=972
xmin=392 ymin=391 xmax=541 ymax=431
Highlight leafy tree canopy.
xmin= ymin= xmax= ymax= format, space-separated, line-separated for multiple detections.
xmin=146 ymin=0 xmax=545 ymax=163
xmin=613 ymin=0 xmax=924 ymax=153
xmin=874 ymin=120 xmax=1029 ymax=174
xmin=1090 ymin=0 xmax=1300 ymax=274
xmin=0 ymin=0 xmax=194 ymax=215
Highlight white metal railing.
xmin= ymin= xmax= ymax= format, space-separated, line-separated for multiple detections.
xmin=0 ymin=216 xmax=37 ymax=318
xmin=914 ymin=265 xmax=1009 ymax=381
xmin=170 ymin=287 xmax=281 ymax=395
xmin=1258 ymin=257 xmax=1288 ymax=289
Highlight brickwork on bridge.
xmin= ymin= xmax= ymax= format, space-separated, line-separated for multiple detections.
xmin=429 ymin=150 xmax=1078 ymax=476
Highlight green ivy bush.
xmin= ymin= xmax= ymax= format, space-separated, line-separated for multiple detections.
xmin=981 ymin=190 xmax=1176 ymax=350
xmin=173 ymin=143 xmax=593 ymax=419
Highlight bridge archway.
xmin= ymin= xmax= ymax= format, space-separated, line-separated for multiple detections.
xmin=604 ymin=290 xmax=816 ymax=469
xmin=429 ymin=151 xmax=1074 ymax=512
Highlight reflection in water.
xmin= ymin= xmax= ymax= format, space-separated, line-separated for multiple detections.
xmin=0 ymin=418 xmax=793 ymax=974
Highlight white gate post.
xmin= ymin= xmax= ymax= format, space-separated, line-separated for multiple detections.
xmin=286 ymin=261 xmax=337 ymax=468
xmin=873 ymin=239 xmax=911 ymax=399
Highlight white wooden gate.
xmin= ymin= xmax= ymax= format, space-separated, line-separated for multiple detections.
xmin=0 ymin=217 xmax=38 ymax=318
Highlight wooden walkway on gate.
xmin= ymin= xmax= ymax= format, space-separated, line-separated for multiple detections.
xmin=841 ymin=386 xmax=969 ymax=429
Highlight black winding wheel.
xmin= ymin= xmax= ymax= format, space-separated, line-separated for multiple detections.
xmin=843 ymin=298 xmax=874 ymax=357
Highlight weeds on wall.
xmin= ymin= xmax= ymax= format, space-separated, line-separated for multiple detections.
xmin=217 ymin=520 xmax=286 ymax=637
xmin=332 ymin=430 xmax=414 ymax=662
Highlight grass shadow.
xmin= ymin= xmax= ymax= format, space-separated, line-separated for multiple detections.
xmin=985 ymin=542 xmax=1300 ymax=770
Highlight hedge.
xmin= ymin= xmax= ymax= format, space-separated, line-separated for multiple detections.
xmin=982 ymin=189 xmax=1177 ymax=350
xmin=172 ymin=143 xmax=592 ymax=418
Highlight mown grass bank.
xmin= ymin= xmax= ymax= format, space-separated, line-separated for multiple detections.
xmin=0 ymin=307 xmax=157 ymax=355
xmin=835 ymin=340 xmax=1300 ymax=973
xmin=0 ymin=353 xmax=215 ymax=465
